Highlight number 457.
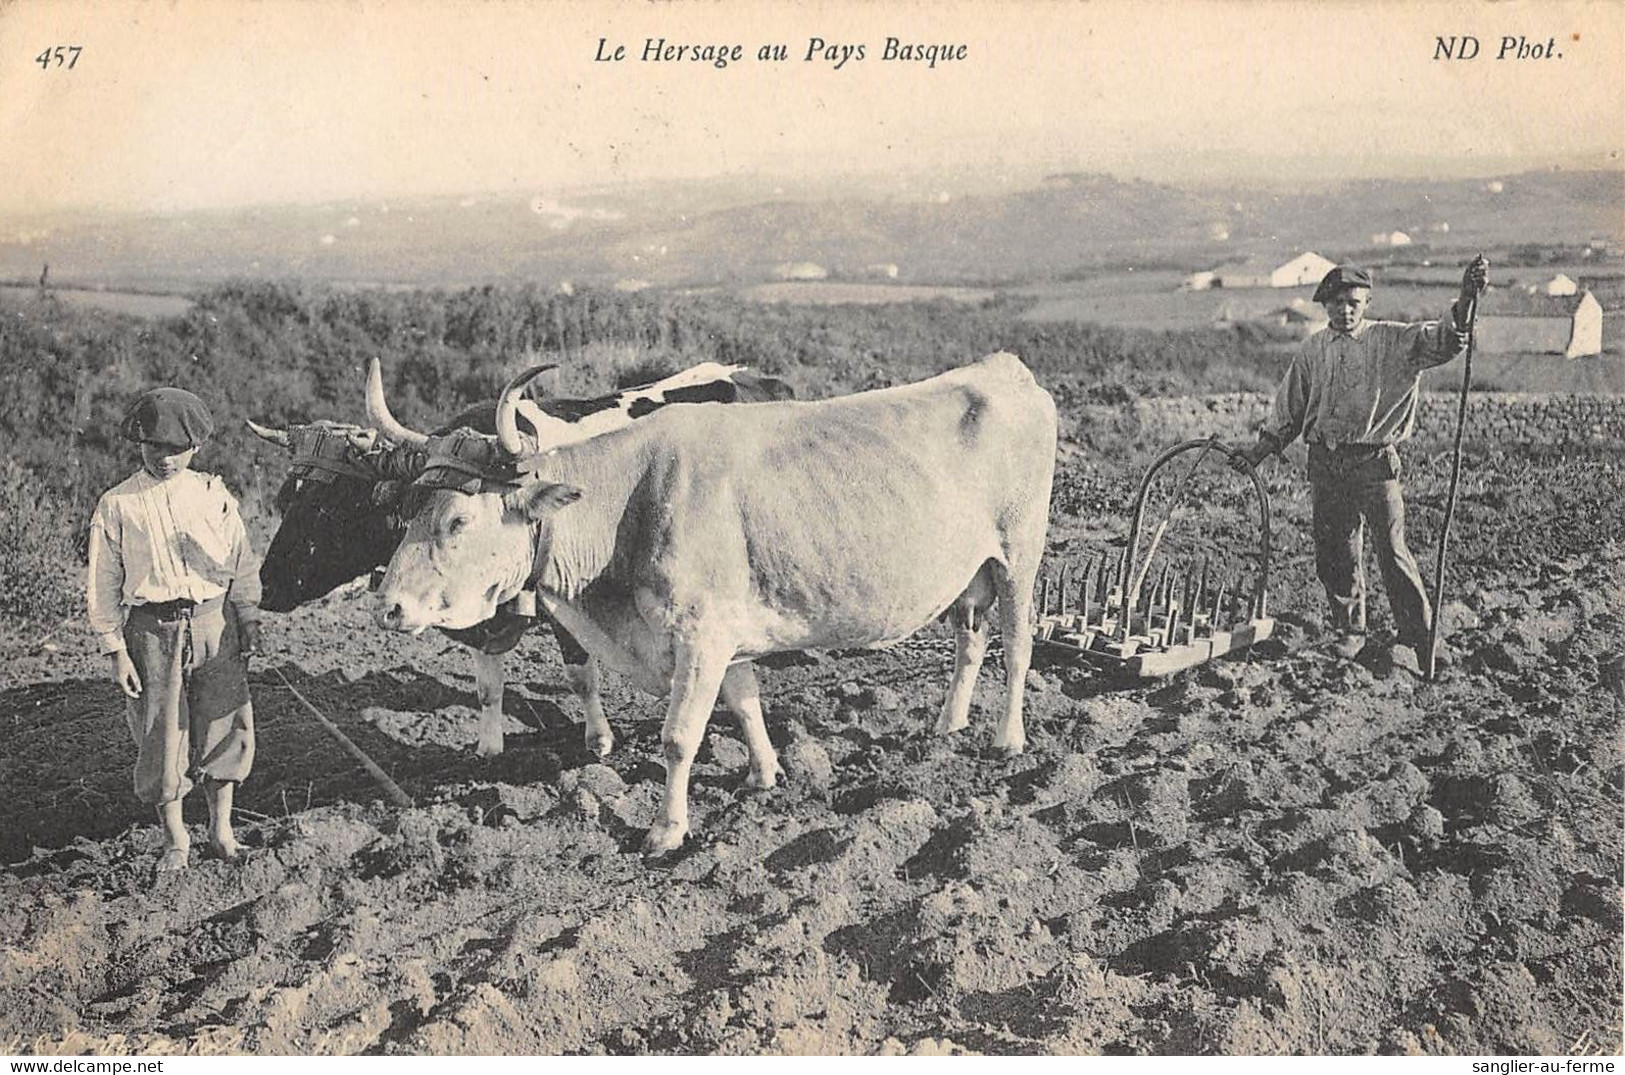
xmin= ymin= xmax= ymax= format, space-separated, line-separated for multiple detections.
xmin=36 ymin=46 xmax=82 ymax=70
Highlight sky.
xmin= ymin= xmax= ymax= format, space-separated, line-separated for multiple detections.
xmin=1 ymin=0 xmax=1622 ymax=216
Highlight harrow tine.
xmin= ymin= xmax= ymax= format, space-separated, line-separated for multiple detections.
xmin=1116 ymin=559 xmax=1133 ymax=639
xmin=1082 ymin=559 xmax=1096 ymax=628
xmin=1211 ymin=577 xmax=1228 ymax=630
xmin=1058 ymin=562 xmax=1072 ymax=618
xmin=1038 ymin=573 xmax=1051 ymax=619
xmin=1183 ymin=568 xmax=1196 ymax=643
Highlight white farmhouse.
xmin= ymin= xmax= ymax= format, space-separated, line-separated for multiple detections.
xmin=1270 ymin=251 xmax=1338 ymax=287
xmin=1261 ymin=298 xmax=1330 ymax=338
xmin=1214 ymin=260 xmax=1274 ymax=289
xmin=1219 ymin=251 xmax=1338 ymax=289
xmin=1476 ymin=290 xmax=1604 ymax=359
xmin=774 ymin=262 xmax=828 ymax=281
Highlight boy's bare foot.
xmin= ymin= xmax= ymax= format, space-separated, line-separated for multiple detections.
xmin=204 ymin=781 xmax=242 ymax=863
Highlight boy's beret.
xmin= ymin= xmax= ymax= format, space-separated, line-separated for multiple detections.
xmin=1313 ymin=265 xmax=1374 ymax=303
xmin=120 ymin=387 xmax=215 ymax=447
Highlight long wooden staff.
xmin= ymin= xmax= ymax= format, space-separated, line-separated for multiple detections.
xmin=1425 ymin=264 xmax=1485 ymax=681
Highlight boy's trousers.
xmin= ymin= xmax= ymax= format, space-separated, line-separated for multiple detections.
xmin=122 ymin=595 xmax=255 ymax=805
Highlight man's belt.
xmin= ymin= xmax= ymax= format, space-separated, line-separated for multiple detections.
xmin=1311 ymin=440 xmax=1390 ymax=457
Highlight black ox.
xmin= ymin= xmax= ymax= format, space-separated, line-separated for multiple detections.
xmin=250 ymin=360 xmax=793 ymax=757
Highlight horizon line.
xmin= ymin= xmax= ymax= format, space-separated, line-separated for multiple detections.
xmin=3 ymin=159 xmax=1622 ymax=224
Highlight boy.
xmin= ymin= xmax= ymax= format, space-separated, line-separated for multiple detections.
xmin=1233 ymin=256 xmax=1489 ymax=667
xmin=87 ymin=387 xmax=264 ymax=874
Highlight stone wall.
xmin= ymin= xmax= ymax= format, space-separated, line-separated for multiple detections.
xmin=1080 ymin=393 xmax=1625 ymax=449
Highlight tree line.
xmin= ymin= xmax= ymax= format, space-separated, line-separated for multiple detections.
xmin=0 ymin=279 xmax=1282 ymax=621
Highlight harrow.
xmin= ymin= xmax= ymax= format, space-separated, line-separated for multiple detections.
xmin=1035 ymin=438 xmax=1275 ymax=679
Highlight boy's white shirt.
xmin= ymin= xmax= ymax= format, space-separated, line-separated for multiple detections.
xmin=86 ymin=468 xmax=263 ymax=655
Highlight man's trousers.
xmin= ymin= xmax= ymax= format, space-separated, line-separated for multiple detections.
xmin=1306 ymin=442 xmax=1433 ymax=647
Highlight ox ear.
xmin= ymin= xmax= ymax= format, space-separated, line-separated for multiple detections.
xmin=505 ymin=480 xmax=582 ymax=520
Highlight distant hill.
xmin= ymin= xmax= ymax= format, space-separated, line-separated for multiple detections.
xmin=0 ymin=169 xmax=1618 ymax=292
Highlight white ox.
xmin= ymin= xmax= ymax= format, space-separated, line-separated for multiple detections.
xmin=375 ymin=353 xmax=1057 ymax=854
xmin=359 ymin=358 xmax=792 ymax=759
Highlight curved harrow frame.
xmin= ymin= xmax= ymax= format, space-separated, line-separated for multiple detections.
xmin=1035 ymin=437 xmax=1275 ymax=679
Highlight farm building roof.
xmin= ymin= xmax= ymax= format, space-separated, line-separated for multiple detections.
xmin=1215 ymin=256 xmax=1292 ymax=274
xmin=1214 ymin=251 xmax=1335 ymax=274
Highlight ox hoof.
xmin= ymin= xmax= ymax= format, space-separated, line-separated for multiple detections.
xmin=747 ymin=761 xmax=785 ymax=790
xmin=934 ymin=707 xmax=971 ymax=736
xmin=154 ymin=847 xmax=190 ymax=876
xmin=642 ymin=821 xmax=688 ymax=857
xmin=474 ymin=736 xmax=505 ymax=758
xmin=587 ymin=732 xmax=615 ymax=758
xmin=205 ymin=835 xmax=243 ymax=863
xmin=989 ymin=738 xmax=1026 ymax=759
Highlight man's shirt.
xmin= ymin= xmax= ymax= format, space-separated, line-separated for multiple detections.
xmin=1260 ymin=309 xmax=1466 ymax=452
xmin=87 ymin=468 xmax=262 ymax=654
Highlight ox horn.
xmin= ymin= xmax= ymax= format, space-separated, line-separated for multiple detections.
xmin=365 ymin=357 xmax=431 ymax=448
xmin=495 ymin=363 xmax=559 ymax=457
xmin=244 ymin=419 xmax=292 ymax=449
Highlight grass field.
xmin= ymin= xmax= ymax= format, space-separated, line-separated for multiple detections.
xmin=735 ymin=281 xmax=996 ymax=305
xmin=1419 ymin=347 xmax=1625 ymax=394
xmin=1009 ymin=268 xmax=1623 ymax=393
xmin=0 ymin=283 xmax=194 ymax=318
xmin=1011 ymin=275 xmax=1473 ymax=330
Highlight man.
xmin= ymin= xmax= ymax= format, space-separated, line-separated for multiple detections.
xmin=1232 ymin=255 xmax=1489 ymax=667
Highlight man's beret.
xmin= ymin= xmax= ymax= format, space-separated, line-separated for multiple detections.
xmin=120 ymin=387 xmax=215 ymax=447
xmin=1313 ymin=265 xmax=1374 ymax=303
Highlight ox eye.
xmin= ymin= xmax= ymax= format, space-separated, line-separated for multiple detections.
xmin=446 ymin=516 xmax=467 ymax=537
